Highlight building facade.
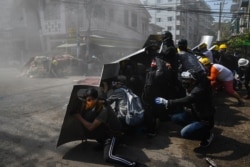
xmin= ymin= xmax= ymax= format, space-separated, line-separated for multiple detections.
xmin=39 ymin=0 xmax=156 ymax=63
xmin=1 ymin=0 xmax=161 ymax=65
xmin=0 ymin=0 xmax=42 ymax=65
xmin=231 ymin=0 xmax=250 ymax=35
xmin=141 ymin=0 xmax=214 ymax=47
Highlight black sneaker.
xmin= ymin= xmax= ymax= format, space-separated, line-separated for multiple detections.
xmin=200 ymin=133 xmax=214 ymax=147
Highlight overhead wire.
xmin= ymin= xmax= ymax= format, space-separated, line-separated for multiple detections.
xmin=51 ymin=0 xmax=244 ymax=20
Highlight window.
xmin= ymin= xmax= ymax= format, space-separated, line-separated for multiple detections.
xmin=131 ymin=13 xmax=137 ymax=28
xmin=167 ymin=7 xmax=173 ymax=11
xmin=167 ymin=26 xmax=172 ymax=31
xmin=157 ymin=0 xmax=161 ymax=3
xmin=93 ymin=5 xmax=105 ymax=19
xmin=176 ymin=25 xmax=180 ymax=30
xmin=44 ymin=1 xmax=60 ymax=20
xmin=124 ymin=10 xmax=129 ymax=26
xmin=156 ymin=18 xmax=161 ymax=22
xmin=109 ymin=9 xmax=114 ymax=22
xmin=167 ymin=17 xmax=172 ymax=21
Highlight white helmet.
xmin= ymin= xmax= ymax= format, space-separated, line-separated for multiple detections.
xmin=181 ymin=70 xmax=196 ymax=80
xmin=238 ymin=58 xmax=249 ymax=67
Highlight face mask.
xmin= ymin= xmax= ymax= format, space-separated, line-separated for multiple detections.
xmin=85 ymin=98 xmax=97 ymax=110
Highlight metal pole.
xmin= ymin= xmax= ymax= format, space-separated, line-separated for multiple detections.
xmin=76 ymin=0 xmax=80 ymax=58
xmin=217 ymin=2 xmax=222 ymax=41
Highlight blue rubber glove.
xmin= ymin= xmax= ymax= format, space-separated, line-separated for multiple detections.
xmin=155 ymin=97 xmax=168 ymax=106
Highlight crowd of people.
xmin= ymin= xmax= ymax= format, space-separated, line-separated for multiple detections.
xmin=70 ymin=31 xmax=249 ymax=167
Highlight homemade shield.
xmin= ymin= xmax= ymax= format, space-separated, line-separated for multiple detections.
xmin=99 ymin=63 xmax=120 ymax=82
xmin=57 ymin=34 xmax=162 ymax=146
xmin=192 ymin=35 xmax=214 ymax=51
xmin=56 ymin=85 xmax=104 ymax=147
xmin=200 ymin=35 xmax=214 ymax=49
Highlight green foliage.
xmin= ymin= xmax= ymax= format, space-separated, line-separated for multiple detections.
xmin=227 ymin=30 xmax=250 ymax=49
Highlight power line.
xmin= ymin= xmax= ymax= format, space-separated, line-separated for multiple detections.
xmin=51 ymin=0 xmax=246 ymax=20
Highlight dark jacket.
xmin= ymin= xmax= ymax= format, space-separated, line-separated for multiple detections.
xmin=218 ymin=52 xmax=239 ymax=73
xmin=160 ymin=39 xmax=178 ymax=72
xmin=238 ymin=65 xmax=250 ymax=94
xmin=178 ymin=50 xmax=206 ymax=74
xmin=168 ymin=79 xmax=215 ymax=126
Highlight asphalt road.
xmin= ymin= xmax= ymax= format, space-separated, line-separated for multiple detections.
xmin=0 ymin=68 xmax=249 ymax=167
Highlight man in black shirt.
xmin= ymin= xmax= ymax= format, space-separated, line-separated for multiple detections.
xmin=73 ymin=88 xmax=139 ymax=166
xmin=155 ymin=70 xmax=216 ymax=147
xmin=238 ymin=58 xmax=250 ymax=99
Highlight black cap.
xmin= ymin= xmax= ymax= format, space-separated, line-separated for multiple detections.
xmin=178 ymin=39 xmax=188 ymax=47
xmin=162 ymin=31 xmax=173 ymax=40
xmin=84 ymin=88 xmax=98 ymax=99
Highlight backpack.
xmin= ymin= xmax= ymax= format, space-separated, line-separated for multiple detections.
xmin=120 ymin=88 xmax=144 ymax=126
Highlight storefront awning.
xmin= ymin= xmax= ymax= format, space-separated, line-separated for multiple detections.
xmin=56 ymin=35 xmax=144 ymax=49
xmin=89 ymin=36 xmax=143 ymax=49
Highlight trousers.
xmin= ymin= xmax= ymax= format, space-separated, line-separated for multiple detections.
xmin=103 ymin=137 xmax=136 ymax=167
xmin=171 ymin=111 xmax=211 ymax=141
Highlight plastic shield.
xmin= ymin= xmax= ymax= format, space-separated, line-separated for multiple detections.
xmin=200 ymin=35 xmax=214 ymax=49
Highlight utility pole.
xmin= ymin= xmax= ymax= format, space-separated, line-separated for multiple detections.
xmin=217 ymin=0 xmax=226 ymax=41
xmin=76 ymin=0 xmax=80 ymax=58
xmin=217 ymin=2 xmax=222 ymax=41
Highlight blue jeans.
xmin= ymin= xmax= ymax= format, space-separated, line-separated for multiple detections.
xmin=171 ymin=111 xmax=211 ymax=141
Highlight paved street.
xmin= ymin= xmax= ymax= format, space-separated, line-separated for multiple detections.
xmin=0 ymin=68 xmax=249 ymax=167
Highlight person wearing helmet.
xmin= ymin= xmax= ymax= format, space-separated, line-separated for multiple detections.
xmin=177 ymin=39 xmax=207 ymax=80
xmin=199 ymin=57 xmax=245 ymax=106
xmin=211 ymin=45 xmax=220 ymax=63
xmin=72 ymin=88 xmax=140 ymax=167
xmin=219 ymin=44 xmax=227 ymax=50
xmin=238 ymin=58 xmax=249 ymax=68
xmin=154 ymin=70 xmax=215 ymax=148
xmin=142 ymin=32 xmax=182 ymax=137
xmin=217 ymin=43 xmax=239 ymax=74
xmin=199 ymin=43 xmax=214 ymax=63
xmin=238 ymin=58 xmax=250 ymax=99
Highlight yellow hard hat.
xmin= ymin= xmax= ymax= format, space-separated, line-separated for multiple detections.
xmin=199 ymin=57 xmax=211 ymax=66
xmin=199 ymin=43 xmax=207 ymax=49
xmin=219 ymin=44 xmax=227 ymax=49
xmin=213 ymin=45 xmax=219 ymax=51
